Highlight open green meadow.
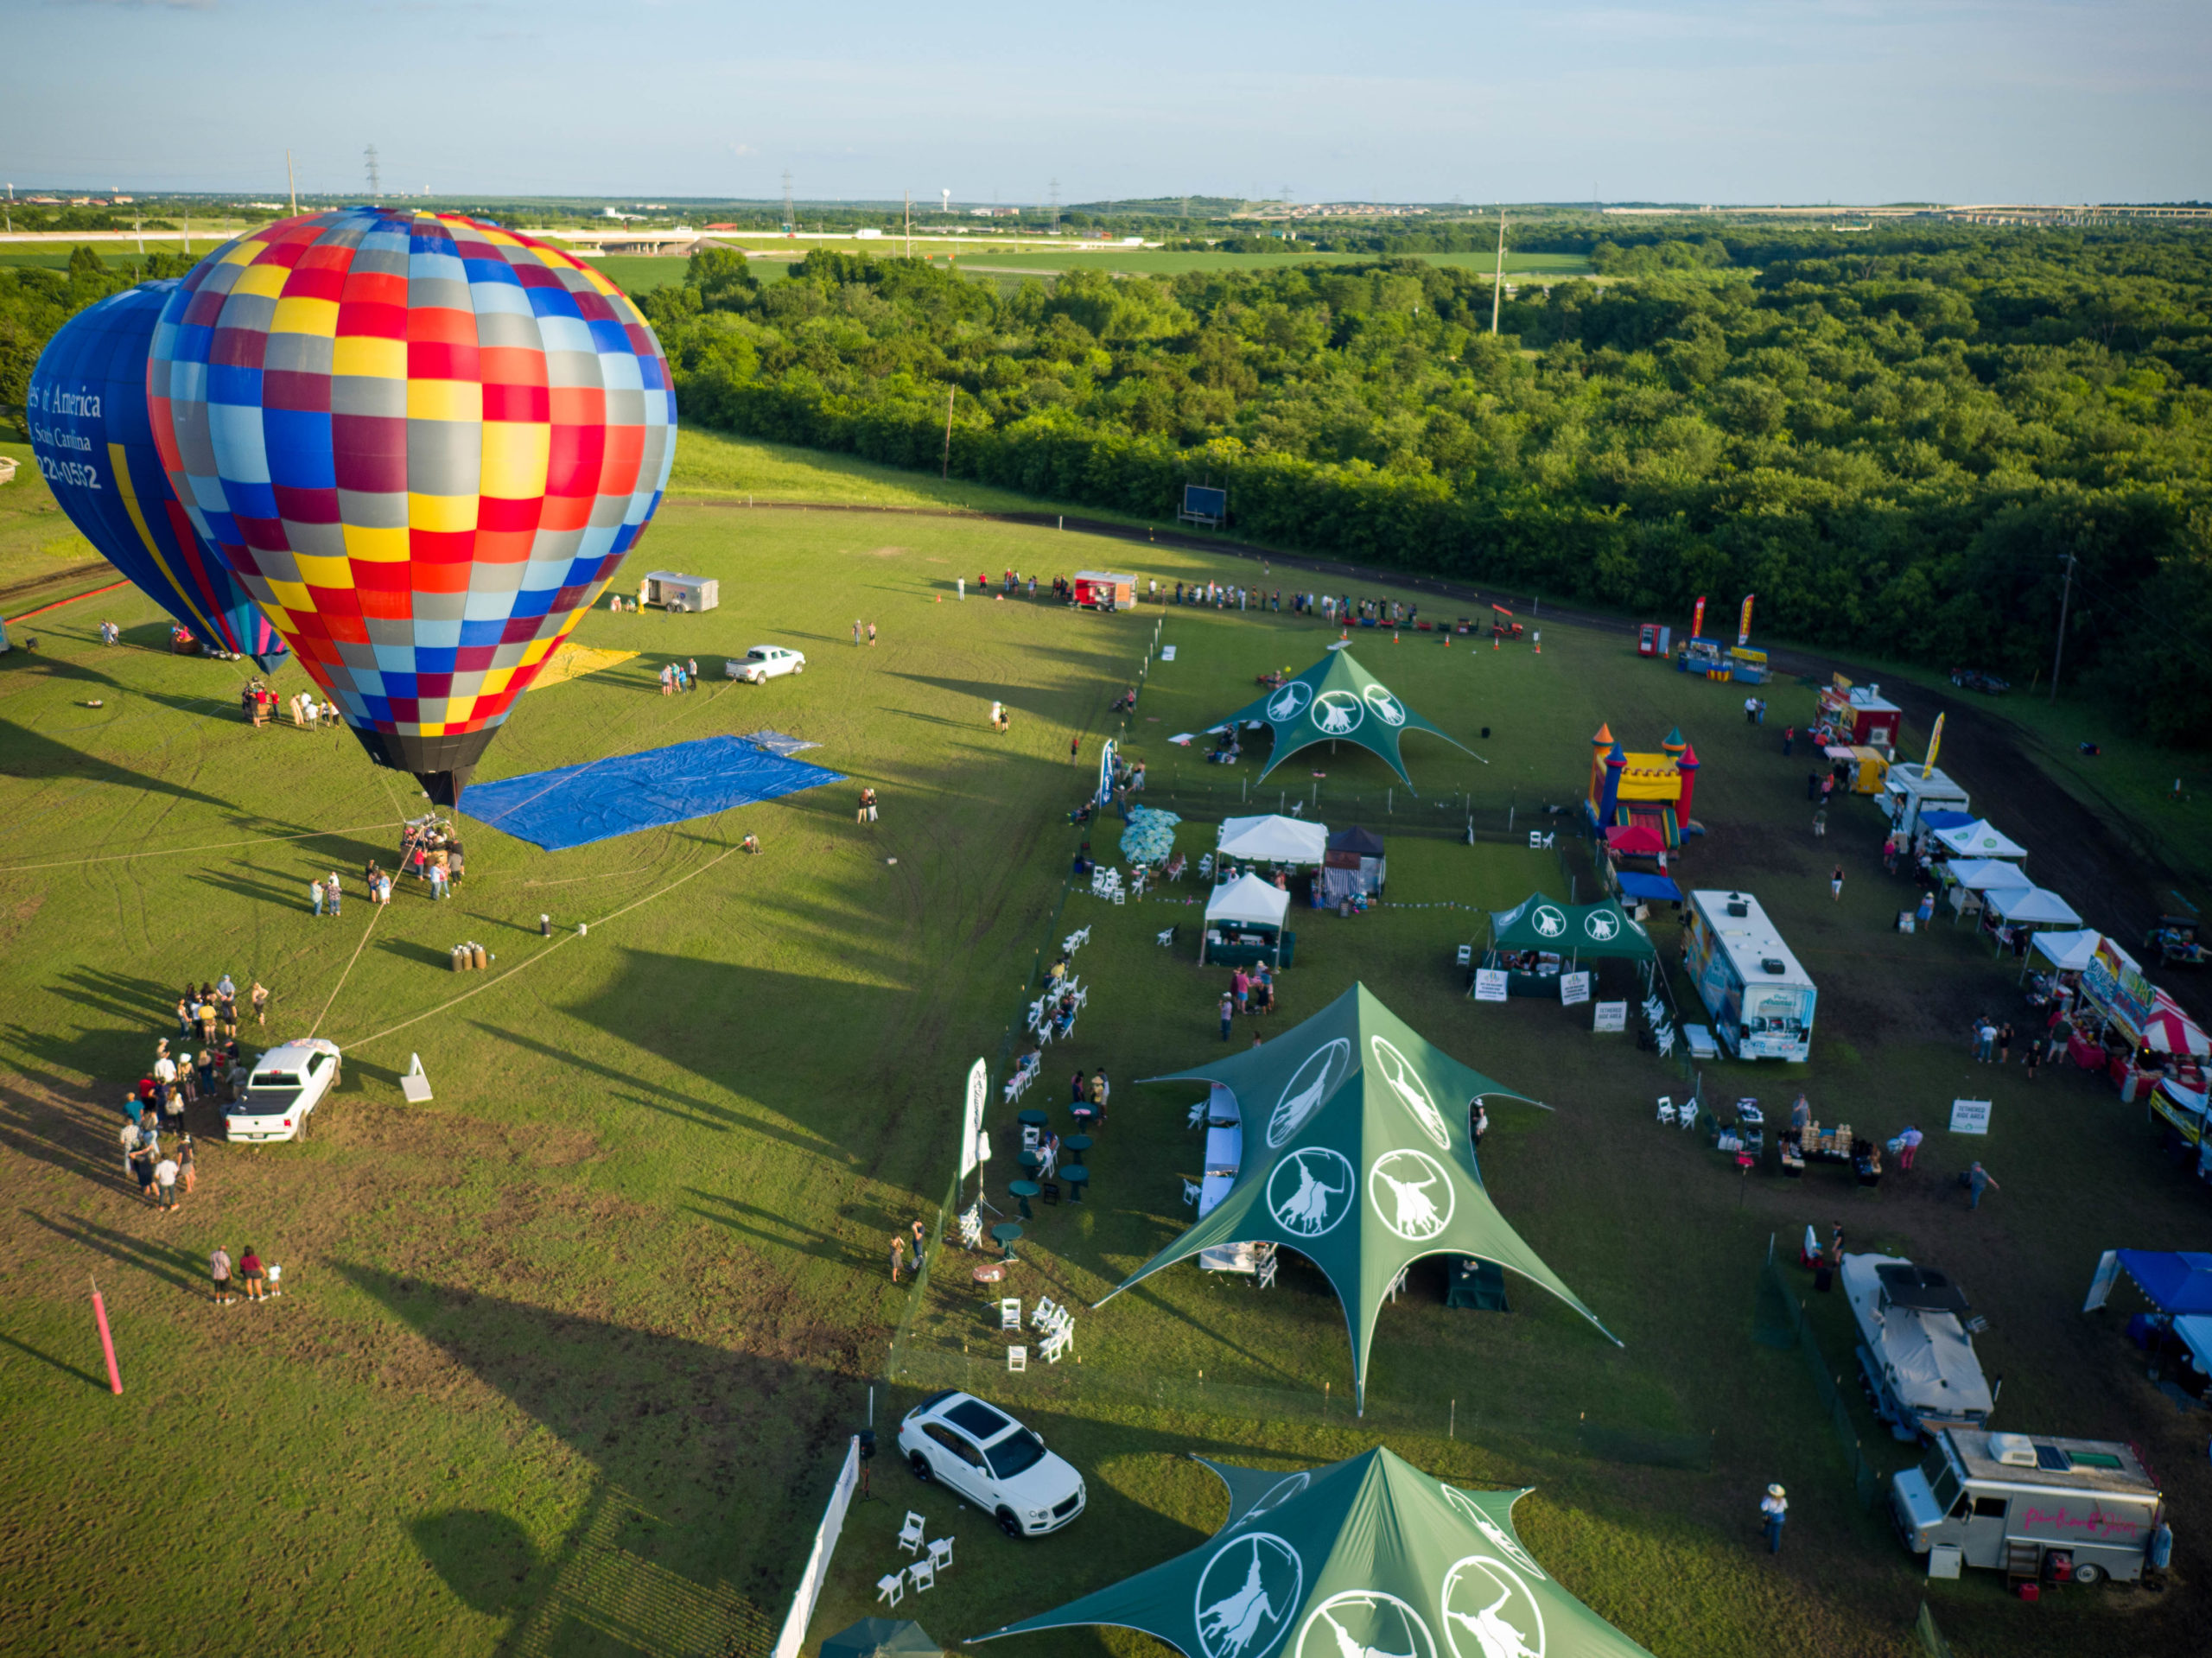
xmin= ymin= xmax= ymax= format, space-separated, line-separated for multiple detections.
xmin=2 ymin=446 xmax=2208 ymax=1658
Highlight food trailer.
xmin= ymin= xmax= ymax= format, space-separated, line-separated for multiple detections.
xmin=639 ymin=571 xmax=720 ymax=613
xmin=1818 ymin=678 xmax=1903 ymax=752
xmin=1071 ymin=571 xmax=1136 ymax=611
xmin=1636 ymin=622 xmax=1671 ymax=657
xmin=1880 ymin=765 xmax=1971 ymax=839
xmin=1683 ymin=890 xmax=1815 ymax=1061
xmin=1891 ymin=1429 xmax=2166 ymax=1586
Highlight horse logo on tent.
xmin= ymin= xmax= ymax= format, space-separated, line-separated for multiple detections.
xmin=1363 ymin=684 xmax=1407 ymax=727
xmin=1295 ymin=1590 xmax=1437 ymax=1658
xmin=1269 ymin=1038 xmax=1351 ymax=1147
xmin=1439 ymin=1557 xmax=1546 ymax=1658
xmin=1436 ymin=1490 xmax=1548 ymax=1580
xmin=1369 ymin=1036 xmax=1450 ymax=1149
xmin=1268 ymin=682 xmax=1313 ymax=723
xmin=1268 ymin=1148 xmax=1356 ymax=1238
xmin=1368 ymin=1149 xmax=1455 ymax=1242
xmin=1225 ymin=1472 xmax=1313 ymax=1534
xmin=1582 ymin=910 xmax=1621 ymax=943
xmin=1313 ymin=690 xmax=1364 ymax=736
xmin=1530 ymin=905 xmax=1567 ymax=939
xmin=1194 ymin=1533 xmax=1303 ymax=1658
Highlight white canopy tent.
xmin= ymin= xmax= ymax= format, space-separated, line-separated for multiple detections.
xmin=1215 ymin=813 xmax=1327 ymax=864
xmin=1205 ymin=872 xmax=1292 ymax=930
xmin=1936 ymin=820 xmax=2029 ymax=861
xmin=2030 ymin=928 xmax=2100 ymax=972
xmin=1986 ymin=886 xmax=2083 ymax=928
xmin=1945 ymin=858 xmax=2033 ymax=893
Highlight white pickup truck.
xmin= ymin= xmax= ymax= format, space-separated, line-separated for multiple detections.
xmin=727 ymin=646 xmax=806 ymax=684
xmin=228 ymin=1039 xmax=342 ymax=1144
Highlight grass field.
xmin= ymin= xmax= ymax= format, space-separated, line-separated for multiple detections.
xmin=3 ymin=447 xmax=2209 ymax=1658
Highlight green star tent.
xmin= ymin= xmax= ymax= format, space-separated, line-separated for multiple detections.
xmin=1103 ymin=983 xmax=1616 ymax=1410
xmin=1211 ymin=651 xmax=1476 ymax=789
xmin=971 ymin=1445 xmax=1658 ymax=1658
xmin=1487 ymin=894 xmax=1658 ymax=962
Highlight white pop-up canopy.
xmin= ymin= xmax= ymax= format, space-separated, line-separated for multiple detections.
xmin=1216 ymin=813 xmax=1327 ymax=864
xmin=1945 ymin=857 xmax=2032 ymax=893
xmin=2030 ymin=928 xmax=2100 ymax=972
xmin=1986 ymin=886 xmax=2082 ymax=928
xmin=1205 ymin=872 xmax=1292 ymax=931
xmin=1936 ymin=819 xmax=2028 ymax=861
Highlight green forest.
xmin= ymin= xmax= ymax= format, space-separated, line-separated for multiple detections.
xmin=639 ymin=228 xmax=2212 ymax=740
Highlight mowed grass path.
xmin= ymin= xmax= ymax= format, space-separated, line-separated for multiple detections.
xmin=2 ymin=467 xmax=2209 ymax=1658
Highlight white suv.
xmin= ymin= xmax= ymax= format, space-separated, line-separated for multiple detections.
xmin=897 ymin=1390 xmax=1086 ymax=1537
xmin=228 ymin=1039 xmax=341 ymax=1144
xmin=728 ymin=645 xmax=805 ymax=684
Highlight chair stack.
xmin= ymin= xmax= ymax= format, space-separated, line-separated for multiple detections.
xmin=1032 ymin=1297 xmax=1076 ymax=1363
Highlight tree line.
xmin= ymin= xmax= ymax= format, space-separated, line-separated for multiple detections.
xmin=639 ymin=227 xmax=2212 ymax=742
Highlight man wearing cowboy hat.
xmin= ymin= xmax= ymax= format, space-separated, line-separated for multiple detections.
xmin=1759 ymin=1483 xmax=1789 ymax=1554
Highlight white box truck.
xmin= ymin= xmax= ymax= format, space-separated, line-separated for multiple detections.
xmin=1891 ymin=1428 xmax=2168 ymax=1586
xmin=1879 ymin=765 xmax=1969 ymax=838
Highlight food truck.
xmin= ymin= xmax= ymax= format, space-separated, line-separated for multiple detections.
xmin=1817 ymin=678 xmax=1903 ymax=752
xmin=1891 ymin=1429 xmax=2167 ymax=1586
xmin=1683 ymin=890 xmax=1815 ymax=1061
xmin=1879 ymin=765 xmax=1971 ymax=839
xmin=1071 ymin=571 xmax=1136 ymax=610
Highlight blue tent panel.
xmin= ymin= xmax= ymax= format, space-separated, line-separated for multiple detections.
xmin=1918 ymin=810 xmax=1977 ymax=832
xmin=462 ymin=734 xmax=845 ymax=850
xmin=1616 ymin=871 xmax=1683 ymax=902
xmin=2118 ymin=1249 xmax=2212 ymax=1315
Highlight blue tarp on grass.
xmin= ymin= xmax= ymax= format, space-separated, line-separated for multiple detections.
xmin=461 ymin=734 xmax=846 ymax=851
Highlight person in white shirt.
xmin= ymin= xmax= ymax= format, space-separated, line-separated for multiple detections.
xmin=1759 ymin=1484 xmax=1788 ymax=1553
xmin=155 ymin=1155 xmax=181 ymax=1212
xmin=153 ymin=1051 xmax=177 ymax=1091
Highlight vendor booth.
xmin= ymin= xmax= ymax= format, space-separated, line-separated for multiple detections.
xmin=1881 ymin=765 xmax=1970 ymax=838
xmin=2066 ymin=936 xmax=2209 ymax=1115
xmin=1943 ymin=858 xmax=2032 ymax=918
xmin=1477 ymin=893 xmax=1657 ymax=997
xmin=1202 ymin=872 xmax=1294 ymax=967
xmin=1071 ymin=571 xmax=1135 ymax=609
xmin=1319 ymin=824 xmax=1386 ymax=904
xmin=1216 ymin=813 xmax=1326 ymax=865
xmin=1982 ymin=885 xmax=2082 ymax=954
xmin=1935 ymin=819 xmax=2028 ymax=862
xmin=2030 ymin=928 xmax=2099 ymax=975
xmin=1816 ymin=678 xmax=1903 ymax=752
xmin=1615 ymin=868 xmax=1683 ymax=914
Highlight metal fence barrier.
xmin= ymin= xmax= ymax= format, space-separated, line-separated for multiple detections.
xmin=1754 ymin=1244 xmax=1884 ymax=1509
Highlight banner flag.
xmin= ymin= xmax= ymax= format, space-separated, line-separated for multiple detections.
xmin=958 ymin=1058 xmax=988 ymax=1178
xmin=1923 ymin=713 xmax=1945 ymax=779
xmin=1736 ymin=594 xmax=1755 ymax=647
xmin=1691 ymin=595 xmax=1706 ymax=638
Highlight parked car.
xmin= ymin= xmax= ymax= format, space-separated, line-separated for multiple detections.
xmin=227 ymin=1039 xmax=342 ymax=1144
xmin=898 ymin=1389 xmax=1085 ymax=1537
xmin=1949 ymin=668 xmax=2011 ymax=694
xmin=728 ymin=645 xmax=805 ymax=684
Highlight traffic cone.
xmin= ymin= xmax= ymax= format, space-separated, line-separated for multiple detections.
xmin=1393 ymin=631 xmax=1400 ymax=644
xmin=1534 ymin=638 xmax=1541 ymax=655
xmin=1493 ymin=636 xmax=1500 ymax=651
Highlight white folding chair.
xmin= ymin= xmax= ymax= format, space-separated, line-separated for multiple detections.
xmin=958 ymin=1207 xmax=982 ymax=1250
xmin=1678 ymin=1099 xmax=1700 ymax=1134
xmin=1032 ymin=1297 xmax=1061 ymax=1329
xmin=1157 ymin=927 xmax=1175 ymax=946
xmin=877 ymin=1573 xmax=906 ymax=1609
xmin=1182 ymin=1178 xmax=1202 ymax=1206
xmin=897 ymin=1511 xmax=926 ymax=1556
xmin=1036 ymin=1022 xmax=1053 ymax=1048
xmin=1007 ymin=1345 xmax=1027 ymax=1372
xmin=1528 ymin=831 xmax=1543 ymax=849
xmin=908 ymin=1558 xmax=936 ymax=1593
xmin=1257 ymin=1254 xmax=1280 ymax=1290
xmin=928 ymin=1536 xmax=954 ymax=1573
xmin=1020 ymin=1124 xmax=1040 ymax=1154
xmin=1186 ymin=1102 xmax=1206 ymax=1128
xmin=1541 ymin=831 xmax=1556 ymax=849
xmin=1384 ymin=1266 xmax=1410 ymax=1304
xmin=1198 ymin=854 xmax=1213 ymax=880
xmin=1000 ymin=1297 xmax=1021 ymax=1331
xmin=1656 ymin=1096 xmax=1676 ymax=1126
xmin=1070 ymin=987 xmax=1089 ymax=1010
xmin=1041 ymin=1327 xmax=1071 ymax=1363
xmin=1655 ymin=1024 xmax=1676 ymax=1058
xmin=1456 ymin=944 xmax=1472 ymax=967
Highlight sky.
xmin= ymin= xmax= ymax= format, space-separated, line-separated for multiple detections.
xmin=4 ymin=0 xmax=2207 ymax=205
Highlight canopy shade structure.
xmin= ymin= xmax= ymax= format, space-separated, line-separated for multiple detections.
xmin=1110 ymin=983 xmax=1615 ymax=1409
xmin=1615 ymin=870 xmax=1682 ymax=904
xmin=1208 ymin=873 xmax=1293 ymax=930
xmin=2144 ymin=993 xmax=2210 ymax=1057
xmin=1217 ymin=814 xmax=1329 ymax=864
xmin=822 ymin=1619 xmax=942 ymax=1658
xmin=2031 ymin=928 xmax=2100 ymax=972
xmin=1943 ymin=858 xmax=2033 ymax=894
xmin=973 ymin=1445 xmax=1657 ymax=1658
xmin=1212 ymin=650 xmax=1476 ymax=789
xmin=1936 ymin=820 xmax=2029 ymax=861
xmin=1917 ymin=810 xmax=1977 ymax=833
xmin=2118 ymin=1250 xmax=2212 ymax=1315
xmin=1603 ymin=823 xmax=1668 ymax=856
xmin=1489 ymin=893 xmax=1658 ymax=962
xmin=1326 ymin=825 xmax=1385 ymax=858
xmin=1984 ymin=886 xmax=2082 ymax=928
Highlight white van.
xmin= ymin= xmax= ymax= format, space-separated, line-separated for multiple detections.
xmin=228 ymin=1039 xmax=342 ymax=1144
xmin=1892 ymin=1429 xmax=2166 ymax=1585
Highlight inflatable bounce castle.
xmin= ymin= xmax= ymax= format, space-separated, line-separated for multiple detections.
xmin=1586 ymin=724 xmax=1700 ymax=848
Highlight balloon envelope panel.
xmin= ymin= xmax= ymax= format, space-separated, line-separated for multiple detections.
xmin=146 ymin=209 xmax=677 ymax=800
xmin=26 ymin=281 xmax=286 ymax=664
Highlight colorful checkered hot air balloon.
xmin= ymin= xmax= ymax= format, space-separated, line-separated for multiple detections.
xmin=146 ymin=208 xmax=677 ymax=804
xmin=28 ymin=281 xmax=286 ymax=666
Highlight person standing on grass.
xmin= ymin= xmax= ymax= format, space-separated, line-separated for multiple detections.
xmin=1783 ymin=726 xmax=1795 ymax=757
xmin=155 ymin=1152 xmax=180 ymax=1213
xmin=1069 ymin=734 xmax=1080 ymax=764
xmin=911 ymin=1218 xmax=926 ymax=1265
xmin=310 ymin=877 xmax=325 ymax=917
xmin=154 ymin=1045 xmax=177 ymax=1098
xmin=239 ymin=1247 xmax=266 ymax=1302
xmin=853 ymin=619 xmax=862 ymax=645
xmin=131 ymin=1131 xmax=158 ymax=1204
xmin=1916 ymin=889 xmax=1935 ymax=929
xmin=179 ymin=1135 xmax=196 ymax=1196
xmin=327 ymin=873 xmax=342 ymax=918
xmin=889 ymin=1234 xmax=906 ymax=1284
xmin=1896 ymin=1125 xmax=1923 ymax=1171
xmin=120 ymin=1119 xmax=143 ymax=1185
xmin=210 ymin=1245 xmax=234 ymax=1306
xmin=1759 ymin=1485 xmax=1788 ymax=1554
xmin=867 ymin=623 xmax=877 ymax=646
xmin=1830 ymin=865 xmax=1844 ymax=901
xmin=1220 ymin=992 xmax=1235 ymax=1041
xmin=251 ymin=981 xmax=270 ymax=1027
xmin=1813 ymin=805 xmax=1827 ymax=839
xmin=1232 ymin=968 xmax=1250 ymax=1015
xmin=1999 ymin=1021 xmax=2015 ymax=1064
xmin=1472 ymin=1103 xmax=1489 ymax=1148
xmin=2024 ymin=1039 xmax=2043 ymax=1082
xmin=1967 ymin=1162 xmax=1999 ymax=1210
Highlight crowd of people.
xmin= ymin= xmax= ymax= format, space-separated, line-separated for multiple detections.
xmin=119 ymin=975 xmax=270 ymax=1211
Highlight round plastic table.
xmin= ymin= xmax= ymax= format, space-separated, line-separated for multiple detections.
xmin=1061 ymin=1164 xmax=1090 ymax=1204
xmin=1063 ymin=1134 xmax=1094 ymax=1163
xmin=1008 ymin=1178 xmax=1040 ymax=1220
xmin=991 ymin=1222 xmax=1024 ymax=1261
xmin=1017 ymin=1108 xmax=1050 ymax=1129
xmin=1018 ymin=1149 xmax=1044 ymax=1178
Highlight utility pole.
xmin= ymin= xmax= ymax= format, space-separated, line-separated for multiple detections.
xmin=904 ymin=189 xmax=911 ymax=257
xmin=286 ymin=149 xmax=297 ymax=217
xmin=365 ymin=144 xmax=381 ymax=201
xmin=941 ymin=388 xmax=955 ymax=479
xmin=1048 ymin=178 xmax=1059 ymax=234
xmin=2050 ymin=553 xmax=2078 ymax=703
xmin=782 ymin=170 xmax=794 ymax=232
xmin=1490 ymin=206 xmax=1507 ymax=334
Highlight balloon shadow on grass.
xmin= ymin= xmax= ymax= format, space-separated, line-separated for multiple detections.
xmin=409 ymin=1509 xmax=539 ymax=1617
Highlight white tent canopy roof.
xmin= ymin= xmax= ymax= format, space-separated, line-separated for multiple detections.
xmin=1945 ymin=858 xmax=2032 ymax=893
xmin=1215 ymin=813 xmax=1328 ymax=863
xmin=1936 ymin=819 xmax=2029 ymax=860
xmin=1985 ymin=886 xmax=2083 ymax=927
xmin=1205 ymin=872 xmax=1292 ymax=929
xmin=2030 ymin=928 xmax=2100 ymax=971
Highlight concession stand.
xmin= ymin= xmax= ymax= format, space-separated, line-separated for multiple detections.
xmin=1816 ymin=677 xmax=1903 ymax=753
xmin=1071 ymin=571 xmax=1137 ymax=610
xmin=1202 ymin=872 xmax=1294 ymax=968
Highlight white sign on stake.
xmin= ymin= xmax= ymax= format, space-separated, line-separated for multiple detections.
xmin=1559 ymin=971 xmax=1592 ymax=1007
xmin=1949 ymin=1098 xmax=1993 ymax=1135
xmin=1592 ymin=1001 xmax=1629 ymax=1033
xmin=1160 ymin=645 xmax=1177 ymax=661
xmin=1473 ymin=969 xmax=1510 ymax=1003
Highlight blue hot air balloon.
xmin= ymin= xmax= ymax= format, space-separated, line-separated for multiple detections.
xmin=27 ymin=281 xmax=285 ymax=666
